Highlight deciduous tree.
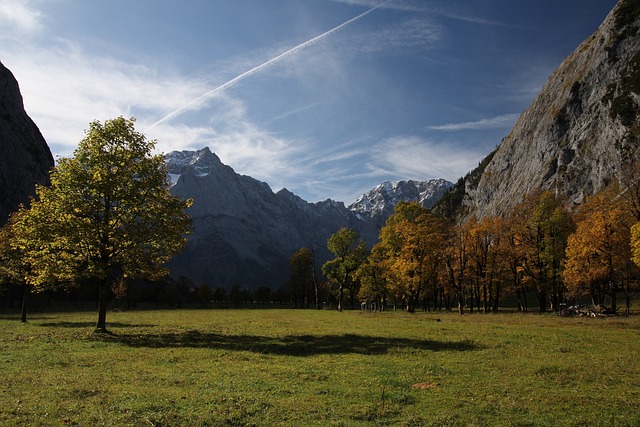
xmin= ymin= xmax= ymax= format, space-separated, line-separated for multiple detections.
xmin=289 ymin=247 xmax=317 ymax=308
xmin=356 ymin=244 xmax=389 ymax=311
xmin=379 ymin=202 xmax=447 ymax=313
xmin=566 ymin=184 xmax=636 ymax=314
xmin=0 ymin=212 xmax=34 ymax=322
xmin=514 ymin=191 xmax=573 ymax=312
xmin=467 ymin=216 xmax=504 ymax=312
xmin=444 ymin=220 xmax=470 ymax=314
xmin=12 ymin=117 xmax=192 ymax=331
xmin=322 ymin=228 xmax=367 ymax=311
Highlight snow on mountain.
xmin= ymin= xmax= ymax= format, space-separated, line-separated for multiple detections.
xmin=164 ymin=147 xmax=221 ymax=186
xmin=349 ymin=179 xmax=454 ymax=226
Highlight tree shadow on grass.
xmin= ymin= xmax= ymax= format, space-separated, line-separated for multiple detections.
xmin=38 ymin=321 xmax=155 ymax=329
xmin=91 ymin=330 xmax=480 ymax=356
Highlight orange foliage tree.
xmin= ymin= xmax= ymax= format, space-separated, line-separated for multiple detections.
xmin=565 ymin=184 xmax=637 ymax=314
xmin=377 ymin=202 xmax=448 ymax=313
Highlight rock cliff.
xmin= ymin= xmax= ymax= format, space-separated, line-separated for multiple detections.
xmin=0 ymin=61 xmax=54 ymax=225
xmin=461 ymin=0 xmax=640 ymax=218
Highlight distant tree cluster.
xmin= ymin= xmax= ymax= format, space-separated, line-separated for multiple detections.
xmin=319 ymin=168 xmax=640 ymax=315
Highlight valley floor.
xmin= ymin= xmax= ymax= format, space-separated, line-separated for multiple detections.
xmin=0 ymin=309 xmax=638 ymax=426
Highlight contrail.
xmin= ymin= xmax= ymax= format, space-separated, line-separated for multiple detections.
xmin=147 ymin=0 xmax=391 ymax=131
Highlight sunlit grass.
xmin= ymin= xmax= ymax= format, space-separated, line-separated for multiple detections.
xmin=0 ymin=308 xmax=638 ymax=426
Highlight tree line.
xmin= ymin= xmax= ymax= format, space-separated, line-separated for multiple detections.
xmin=2 ymin=117 xmax=639 ymax=326
xmin=291 ymin=170 xmax=640 ymax=315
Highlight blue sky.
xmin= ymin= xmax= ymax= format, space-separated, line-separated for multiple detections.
xmin=0 ymin=0 xmax=617 ymax=203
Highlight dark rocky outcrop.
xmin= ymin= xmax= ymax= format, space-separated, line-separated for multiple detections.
xmin=0 ymin=61 xmax=54 ymax=225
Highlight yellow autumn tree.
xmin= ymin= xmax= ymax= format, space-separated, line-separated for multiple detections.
xmin=512 ymin=191 xmax=574 ymax=312
xmin=443 ymin=220 xmax=471 ymax=314
xmin=565 ymin=184 xmax=636 ymax=314
xmin=467 ymin=215 xmax=505 ymax=312
xmin=378 ymin=202 xmax=447 ymax=313
xmin=12 ymin=117 xmax=192 ymax=331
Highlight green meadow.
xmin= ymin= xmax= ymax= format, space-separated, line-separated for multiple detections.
xmin=0 ymin=308 xmax=638 ymax=426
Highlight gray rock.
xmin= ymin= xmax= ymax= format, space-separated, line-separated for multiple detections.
xmin=464 ymin=0 xmax=640 ymax=218
xmin=349 ymin=179 xmax=453 ymax=227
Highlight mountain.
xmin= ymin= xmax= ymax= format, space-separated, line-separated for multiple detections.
xmin=165 ymin=148 xmax=451 ymax=288
xmin=349 ymin=179 xmax=453 ymax=227
xmin=0 ymin=61 xmax=54 ymax=225
xmin=447 ymin=0 xmax=640 ymax=218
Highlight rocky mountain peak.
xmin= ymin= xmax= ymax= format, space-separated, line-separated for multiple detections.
xmin=349 ymin=179 xmax=453 ymax=226
xmin=164 ymin=148 xmax=452 ymax=288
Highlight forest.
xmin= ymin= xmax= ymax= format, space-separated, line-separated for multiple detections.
xmin=296 ymin=172 xmax=640 ymax=316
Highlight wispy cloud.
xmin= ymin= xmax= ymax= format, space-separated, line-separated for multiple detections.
xmin=148 ymin=0 xmax=390 ymax=130
xmin=427 ymin=113 xmax=520 ymax=131
xmin=332 ymin=0 xmax=514 ymax=27
xmin=350 ymin=18 xmax=442 ymax=54
xmin=330 ymin=0 xmax=433 ymax=12
xmin=369 ymin=135 xmax=486 ymax=182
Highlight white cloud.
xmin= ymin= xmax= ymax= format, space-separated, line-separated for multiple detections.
xmin=0 ymin=0 xmax=43 ymax=34
xmin=427 ymin=113 xmax=520 ymax=131
xmin=1 ymin=41 xmax=212 ymax=156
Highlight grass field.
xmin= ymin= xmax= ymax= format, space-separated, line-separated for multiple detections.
xmin=0 ymin=308 xmax=638 ymax=426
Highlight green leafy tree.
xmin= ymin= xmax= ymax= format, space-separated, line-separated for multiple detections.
xmin=196 ymin=284 xmax=214 ymax=308
xmin=0 ymin=212 xmax=35 ymax=322
xmin=289 ymin=247 xmax=317 ymax=308
xmin=13 ymin=117 xmax=192 ymax=331
xmin=322 ymin=227 xmax=368 ymax=311
xmin=356 ymin=244 xmax=389 ymax=311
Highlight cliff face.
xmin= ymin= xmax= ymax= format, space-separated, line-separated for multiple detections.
xmin=465 ymin=0 xmax=640 ymax=218
xmin=0 ymin=61 xmax=54 ymax=224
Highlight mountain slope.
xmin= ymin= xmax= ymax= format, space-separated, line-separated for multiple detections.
xmin=166 ymin=148 xmax=379 ymax=288
xmin=457 ymin=0 xmax=640 ymax=218
xmin=0 ymin=61 xmax=54 ymax=225
xmin=165 ymin=148 xmax=452 ymax=288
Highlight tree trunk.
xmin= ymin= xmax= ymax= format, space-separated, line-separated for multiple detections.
xmin=96 ymin=278 xmax=108 ymax=332
xmin=537 ymin=289 xmax=547 ymax=313
xmin=21 ymin=284 xmax=29 ymax=323
xmin=338 ymin=284 xmax=343 ymax=312
xmin=407 ymin=295 xmax=415 ymax=313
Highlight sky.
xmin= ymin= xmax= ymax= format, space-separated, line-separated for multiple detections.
xmin=0 ymin=0 xmax=618 ymax=204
